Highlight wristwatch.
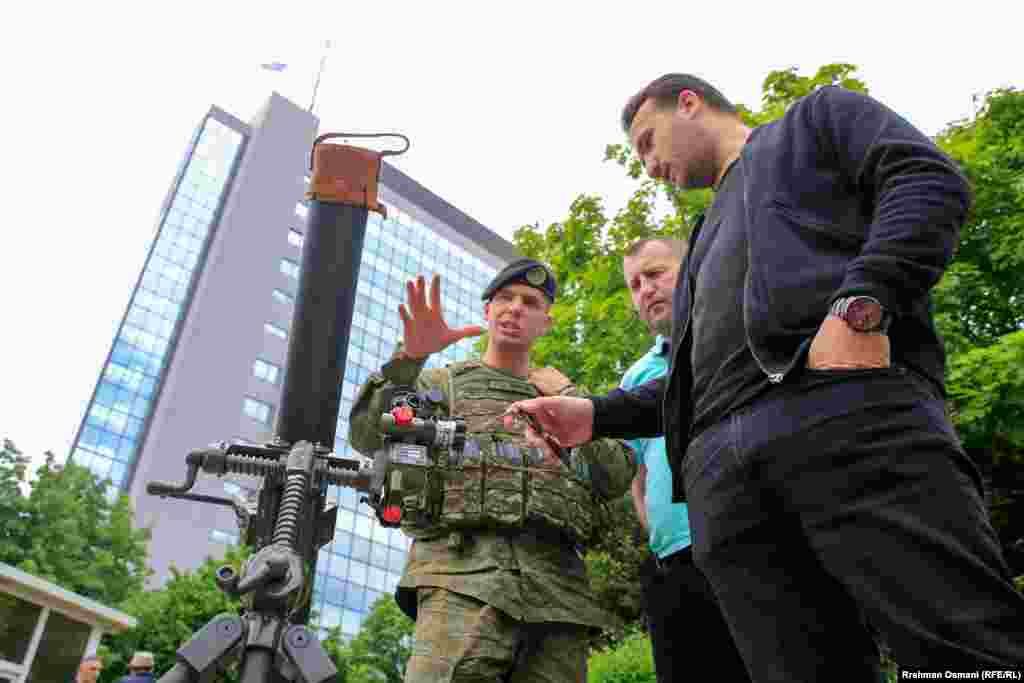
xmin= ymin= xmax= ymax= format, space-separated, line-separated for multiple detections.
xmin=830 ymin=296 xmax=892 ymax=333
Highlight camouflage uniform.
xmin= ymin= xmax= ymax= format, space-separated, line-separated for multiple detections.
xmin=349 ymin=350 xmax=634 ymax=683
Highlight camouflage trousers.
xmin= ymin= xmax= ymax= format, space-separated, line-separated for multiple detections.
xmin=404 ymin=587 xmax=588 ymax=683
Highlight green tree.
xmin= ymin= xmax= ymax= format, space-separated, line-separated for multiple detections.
xmin=584 ymin=495 xmax=647 ymax=640
xmin=934 ymin=88 xmax=1024 ymax=356
xmin=98 ymin=544 xmax=250 ymax=683
xmin=0 ymin=439 xmax=31 ymax=562
xmin=320 ymin=595 xmax=414 ymax=682
xmin=0 ymin=440 xmax=151 ymax=606
xmin=346 ymin=595 xmax=415 ymax=683
xmin=587 ymin=630 xmax=656 ymax=683
xmin=738 ymin=62 xmax=868 ymax=126
xmin=946 ymin=330 xmax=1024 ymax=546
xmin=935 ymin=88 xmax=1024 ymax=553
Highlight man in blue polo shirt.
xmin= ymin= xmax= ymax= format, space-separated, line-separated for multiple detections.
xmin=622 ymin=237 xmax=748 ymax=682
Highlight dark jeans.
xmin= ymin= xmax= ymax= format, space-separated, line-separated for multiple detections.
xmin=684 ymin=365 xmax=1024 ymax=682
xmin=640 ymin=547 xmax=751 ymax=682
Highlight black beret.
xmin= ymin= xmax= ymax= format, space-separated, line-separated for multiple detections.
xmin=481 ymin=258 xmax=557 ymax=303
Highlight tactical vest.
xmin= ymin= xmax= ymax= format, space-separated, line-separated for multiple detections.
xmin=397 ymin=361 xmax=605 ymax=547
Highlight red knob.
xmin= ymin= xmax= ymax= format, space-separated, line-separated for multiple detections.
xmin=392 ymin=406 xmax=414 ymax=425
xmin=383 ymin=506 xmax=402 ymax=524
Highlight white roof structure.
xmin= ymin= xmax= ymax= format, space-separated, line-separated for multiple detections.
xmin=0 ymin=562 xmax=137 ymax=683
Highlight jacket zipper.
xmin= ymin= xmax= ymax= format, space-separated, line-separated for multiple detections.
xmin=738 ymin=152 xmax=786 ymax=384
xmin=663 ymin=218 xmax=703 ymax=438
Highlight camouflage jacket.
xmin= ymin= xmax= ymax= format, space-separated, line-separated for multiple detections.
xmin=348 ymin=350 xmax=635 ymax=628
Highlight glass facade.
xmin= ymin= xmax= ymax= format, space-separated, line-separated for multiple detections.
xmin=272 ymin=288 xmax=294 ymax=305
xmin=306 ymin=206 xmax=499 ymax=638
xmin=243 ymin=397 xmax=273 ymax=425
xmin=264 ymin=322 xmax=288 ymax=340
xmin=69 ymin=115 xmax=245 ymax=489
xmin=210 ymin=528 xmax=240 ymax=545
xmin=252 ymin=359 xmax=281 ymax=384
xmin=280 ymin=258 xmax=300 ymax=279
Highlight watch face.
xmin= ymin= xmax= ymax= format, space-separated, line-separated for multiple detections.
xmin=846 ymin=298 xmax=883 ymax=332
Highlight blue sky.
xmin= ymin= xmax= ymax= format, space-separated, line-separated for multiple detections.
xmin=1 ymin=0 xmax=1019 ymax=473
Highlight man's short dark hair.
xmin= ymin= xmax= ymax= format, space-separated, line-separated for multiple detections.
xmin=621 ymin=73 xmax=737 ymax=133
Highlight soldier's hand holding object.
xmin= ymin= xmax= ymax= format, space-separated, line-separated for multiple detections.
xmin=398 ymin=274 xmax=484 ymax=359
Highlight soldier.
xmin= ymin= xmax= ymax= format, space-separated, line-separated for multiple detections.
xmin=349 ymin=259 xmax=635 ymax=683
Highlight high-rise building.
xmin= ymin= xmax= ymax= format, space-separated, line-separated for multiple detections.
xmin=68 ymin=92 xmax=517 ymax=638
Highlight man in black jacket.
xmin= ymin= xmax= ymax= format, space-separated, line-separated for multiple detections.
xmin=509 ymin=74 xmax=1024 ymax=679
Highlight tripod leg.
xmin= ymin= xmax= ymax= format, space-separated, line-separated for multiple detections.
xmin=238 ymin=648 xmax=275 ymax=683
xmin=155 ymin=663 xmax=194 ymax=683
xmin=157 ymin=614 xmax=244 ymax=683
xmin=282 ymin=624 xmax=338 ymax=683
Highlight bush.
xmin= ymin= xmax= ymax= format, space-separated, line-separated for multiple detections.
xmin=588 ymin=631 xmax=655 ymax=683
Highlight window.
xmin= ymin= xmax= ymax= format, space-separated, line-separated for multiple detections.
xmin=319 ymin=603 xmax=341 ymax=629
xmin=252 ymin=359 xmax=281 ymax=384
xmin=355 ymin=513 xmax=372 ymax=539
xmin=322 ymin=574 xmax=345 ymax=606
xmin=0 ymin=593 xmax=40 ymax=665
xmin=388 ymin=547 xmax=406 ymax=573
xmin=243 ymin=397 xmax=273 ymax=425
xmin=338 ymin=508 xmax=356 ymax=533
xmin=288 ymin=229 xmax=304 ymax=248
xmin=280 ymin=258 xmax=300 ymax=279
xmin=333 ymin=530 xmax=353 ymax=557
xmin=24 ymin=610 xmax=92 ymax=683
xmin=351 ymin=536 xmax=371 ymax=564
xmin=371 ymin=541 xmax=389 ymax=569
xmin=272 ymin=288 xmax=294 ymax=305
xmin=348 ymin=559 xmax=369 ymax=586
xmin=264 ymin=322 xmax=287 ymax=340
xmin=342 ymin=609 xmax=361 ymax=635
xmin=210 ymin=528 xmax=239 ymax=545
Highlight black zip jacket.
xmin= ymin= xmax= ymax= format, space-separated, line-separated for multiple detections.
xmin=590 ymin=86 xmax=971 ymax=503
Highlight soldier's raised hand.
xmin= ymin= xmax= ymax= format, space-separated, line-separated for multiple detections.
xmin=398 ymin=274 xmax=484 ymax=359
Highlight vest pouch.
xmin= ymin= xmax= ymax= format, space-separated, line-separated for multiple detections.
xmin=439 ymin=439 xmax=484 ymax=527
xmin=381 ymin=442 xmax=440 ymax=529
xmin=525 ymin=470 xmax=596 ymax=546
xmin=481 ymin=459 xmax=528 ymax=528
xmin=440 ymin=440 xmax=528 ymax=530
